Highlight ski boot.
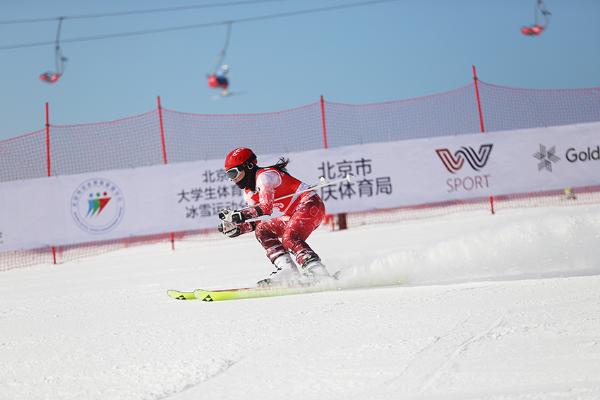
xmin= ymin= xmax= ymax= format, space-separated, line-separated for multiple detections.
xmin=257 ymin=253 xmax=304 ymax=287
xmin=301 ymin=255 xmax=334 ymax=284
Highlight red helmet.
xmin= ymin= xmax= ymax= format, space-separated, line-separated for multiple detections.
xmin=224 ymin=148 xmax=257 ymax=170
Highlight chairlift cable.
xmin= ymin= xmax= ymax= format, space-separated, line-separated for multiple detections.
xmin=0 ymin=0 xmax=287 ymax=25
xmin=0 ymin=0 xmax=402 ymax=51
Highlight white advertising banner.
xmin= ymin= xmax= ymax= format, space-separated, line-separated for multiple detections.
xmin=1 ymin=122 xmax=599 ymax=252
xmin=290 ymin=121 xmax=600 ymax=213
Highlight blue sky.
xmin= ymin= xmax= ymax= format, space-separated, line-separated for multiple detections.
xmin=1 ymin=0 xmax=599 ymax=141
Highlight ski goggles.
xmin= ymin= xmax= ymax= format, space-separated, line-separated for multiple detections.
xmin=226 ymin=166 xmax=244 ymax=181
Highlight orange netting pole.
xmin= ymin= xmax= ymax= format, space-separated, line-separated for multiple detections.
xmin=472 ymin=65 xmax=486 ymax=133
xmin=157 ymin=96 xmax=176 ymax=250
xmin=472 ymin=65 xmax=495 ymax=215
xmin=319 ymin=95 xmax=329 ymax=149
xmin=45 ymin=102 xmax=58 ymax=263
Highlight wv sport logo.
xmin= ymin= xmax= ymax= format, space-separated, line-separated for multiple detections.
xmin=435 ymin=144 xmax=494 ymax=173
xmin=435 ymin=144 xmax=493 ymax=193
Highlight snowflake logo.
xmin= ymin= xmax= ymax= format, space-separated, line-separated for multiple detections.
xmin=533 ymin=144 xmax=560 ymax=172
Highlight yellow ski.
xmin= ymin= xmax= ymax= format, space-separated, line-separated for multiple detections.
xmin=192 ymin=285 xmax=320 ymax=302
xmin=166 ymin=290 xmax=197 ymax=300
xmin=168 ymin=272 xmax=344 ymax=302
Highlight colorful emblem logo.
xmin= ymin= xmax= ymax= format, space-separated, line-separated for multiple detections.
xmin=71 ymin=178 xmax=125 ymax=234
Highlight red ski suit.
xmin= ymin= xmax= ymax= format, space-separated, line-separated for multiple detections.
xmin=239 ymin=168 xmax=325 ymax=266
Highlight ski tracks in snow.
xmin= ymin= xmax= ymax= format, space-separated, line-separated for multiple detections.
xmin=157 ymin=357 xmax=237 ymax=400
xmin=380 ymin=286 xmax=510 ymax=397
xmin=416 ymin=314 xmax=507 ymax=394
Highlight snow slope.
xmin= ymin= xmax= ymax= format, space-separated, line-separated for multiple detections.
xmin=1 ymin=205 xmax=600 ymax=400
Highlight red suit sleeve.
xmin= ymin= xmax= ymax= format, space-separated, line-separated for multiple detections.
xmin=240 ymin=170 xmax=280 ymax=220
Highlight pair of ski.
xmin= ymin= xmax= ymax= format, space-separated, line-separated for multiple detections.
xmin=168 ymin=271 xmax=342 ymax=302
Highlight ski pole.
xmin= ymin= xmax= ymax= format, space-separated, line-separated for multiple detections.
xmin=272 ymin=174 xmax=353 ymax=202
xmin=221 ymin=174 xmax=353 ymax=221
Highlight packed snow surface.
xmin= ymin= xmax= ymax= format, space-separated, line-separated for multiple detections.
xmin=1 ymin=205 xmax=600 ymax=400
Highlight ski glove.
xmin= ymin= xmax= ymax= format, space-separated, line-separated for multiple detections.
xmin=218 ymin=208 xmax=244 ymax=224
xmin=217 ymin=219 xmax=258 ymax=238
xmin=218 ymin=220 xmax=242 ymax=238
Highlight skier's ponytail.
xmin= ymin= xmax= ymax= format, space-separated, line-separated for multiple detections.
xmin=264 ymin=157 xmax=289 ymax=173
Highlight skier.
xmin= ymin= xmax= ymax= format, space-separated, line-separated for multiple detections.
xmin=207 ymin=64 xmax=230 ymax=96
xmin=218 ymin=147 xmax=331 ymax=286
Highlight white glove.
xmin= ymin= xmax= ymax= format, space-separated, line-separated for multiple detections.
xmin=218 ymin=220 xmax=241 ymax=238
xmin=218 ymin=208 xmax=244 ymax=224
